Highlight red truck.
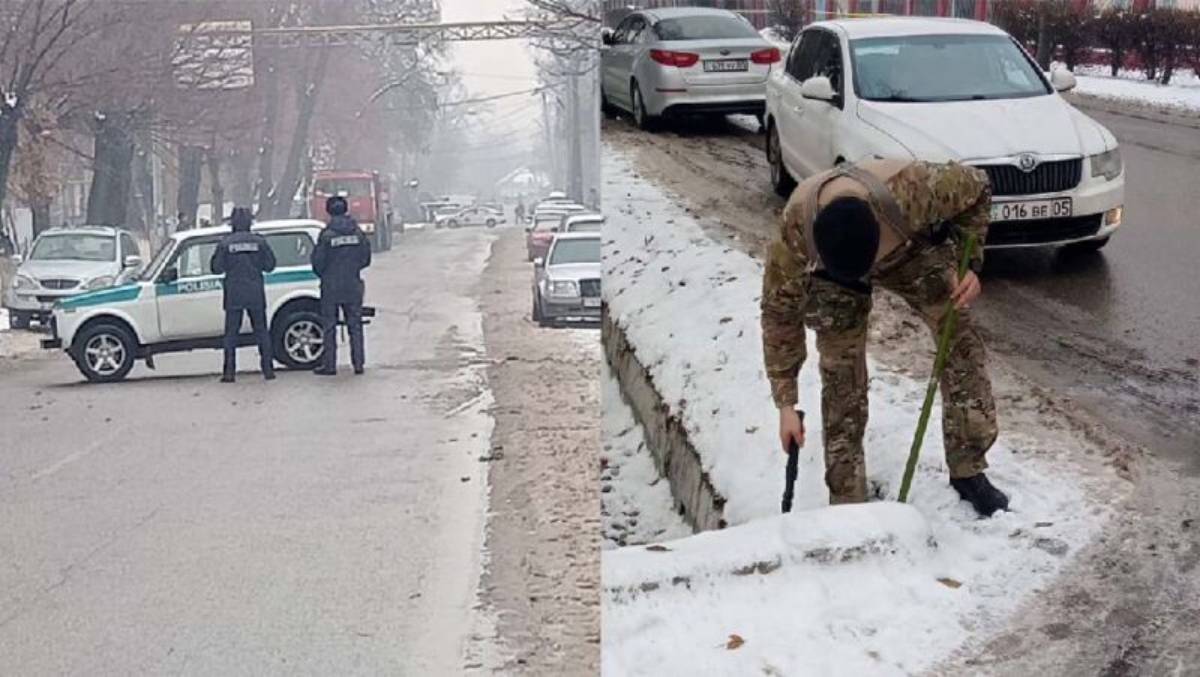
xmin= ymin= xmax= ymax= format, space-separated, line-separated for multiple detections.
xmin=310 ymin=170 xmax=394 ymax=251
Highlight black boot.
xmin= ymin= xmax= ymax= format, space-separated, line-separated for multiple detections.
xmin=950 ymin=473 xmax=1010 ymax=517
xmin=353 ymin=365 xmax=364 ymax=376
xmin=263 ymin=370 xmax=276 ymax=381
xmin=220 ymin=373 xmax=235 ymax=383
xmin=313 ymin=367 xmax=337 ymax=376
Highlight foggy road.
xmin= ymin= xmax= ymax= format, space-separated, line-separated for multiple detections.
xmin=0 ymin=228 xmax=500 ymax=674
xmin=602 ymin=102 xmax=1200 ymax=464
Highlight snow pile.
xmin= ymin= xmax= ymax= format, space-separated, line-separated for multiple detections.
xmin=602 ymin=365 xmax=692 ymax=550
xmin=759 ymin=27 xmax=793 ymax=50
xmin=601 ymin=146 xmax=1118 ymax=674
xmin=1069 ymin=65 xmax=1200 ymax=115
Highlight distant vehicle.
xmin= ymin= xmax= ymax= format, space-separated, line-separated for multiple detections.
xmin=310 ymin=170 xmax=394 ymax=251
xmin=601 ymin=7 xmax=781 ymax=130
xmin=4 ymin=226 xmax=143 ymax=330
xmin=765 ymin=18 xmax=1124 ymax=251
xmin=526 ymin=205 xmax=588 ymax=261
xmin=532 ymin=232 xmax=602 ymax=327
xmin=40 ymin=220 xmax=373 ymax=383
xmin=436 ymin=205 xmax=506 ymax=229
xmin=563 ymin=213 xmax=606 ymax=233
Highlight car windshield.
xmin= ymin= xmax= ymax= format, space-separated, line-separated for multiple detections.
xmin=654 ymin=15 xmax=758 ymax=40
xmin=29 ymin=234 xmax=116 ymax=262
xmin=534 ymin=215 xmax=566 ymax=231
xmin=139 ymin=240 xmax=175 ymax=281
xmin=851 ymin=34 xmax=1050 ymax=102
xmin=313 ymin=177 xmax=373 ymax=197
xmin=549 ymin=238 xmax=601 ymax=265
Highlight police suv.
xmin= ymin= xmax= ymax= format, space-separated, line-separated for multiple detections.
xmin=41 ymin=219 xmax=367 ymax=382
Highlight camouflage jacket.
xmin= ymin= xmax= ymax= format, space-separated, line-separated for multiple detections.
xmin=760 ymin=160 xmax=991 ymax=408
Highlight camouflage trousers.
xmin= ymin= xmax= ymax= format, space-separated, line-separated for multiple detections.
xmin=803 ymin=243 xmax=998 ymax=504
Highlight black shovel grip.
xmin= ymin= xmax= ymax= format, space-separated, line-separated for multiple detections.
xmin=781 ymin=409 xmax=805 ymax=514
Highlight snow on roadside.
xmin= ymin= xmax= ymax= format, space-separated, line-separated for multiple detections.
xmin=601 ymin=145 xmax=1124 ymax=675
xmin=601 ymin=364 xmax=692 ymax=550
xmin=1070 ymin=65 xmax=1200 ymax=115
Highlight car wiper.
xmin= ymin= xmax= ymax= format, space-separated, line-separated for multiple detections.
xmin=870 ymin=95 xmax=929 ymax=102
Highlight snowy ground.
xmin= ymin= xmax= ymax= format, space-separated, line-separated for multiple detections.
xmin=600 ymin=146 xmax=1126 ymax=675
xmin=601 ymin=365 xmax=692 ymax=550
xmin=1071 ymin=65 xmax=1200 ymax=115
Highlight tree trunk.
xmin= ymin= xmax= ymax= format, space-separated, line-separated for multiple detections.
xmin=266 ymin=49 xmax=330 ymax=219
xmin=230 ymin=148 xmax=254 ymax=207
xmin=255 ymin=60 xmax=279 ymax=216
xmin=1035 ymin=13 xmax=1052 ymax=70
xmin=207 ymin=147 xmax=225 ymax=224
xmin=0 ymin=113 xmax=19 ymax=220
xmin=86 ymin=114 xmax=136 ymax=227
xmin=176 ymin=145 xmax=203 ymax=230
xmin=31 ymin=198 xmax=51 ymax=238
xmin=130 ymin=132 xmax=155 ymax=236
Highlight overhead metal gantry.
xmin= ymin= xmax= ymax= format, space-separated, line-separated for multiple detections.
xmin=185 ymin=20 xmax=593 ymax=49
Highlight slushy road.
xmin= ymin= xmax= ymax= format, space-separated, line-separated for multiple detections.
xmin=0 ymin=227 xmax=498 ymax=674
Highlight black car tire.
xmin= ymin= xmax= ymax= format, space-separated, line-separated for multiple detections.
xmin=768 ymin=123 xmax=797 ymax=198
xmin=447 ymin=219 xmax=460 ymax=229
xmin=601 ymin=86 xmax=617 ymax=119
xmin=273 ymin=309 xmax=325 ymax=370
xmin=72 ymin=322 xmax=137 ymax=383
xmin=532 ymin=292 xmax=542 ymax=323
xmin=9 ymin=310 xmax=30 ymax=330
xmin=632 ymin=81 xmax=658 ymax=132
xmin=486 ymin=219 xmax=497 ymax=228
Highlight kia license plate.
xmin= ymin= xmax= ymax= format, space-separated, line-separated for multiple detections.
xmin=703 ymin=59 xmax=748 ymax=73
xmin=990 ymin=198 xmax=1072 ymax=222
xmin=583 ymin=298 xmax=601 ymax=308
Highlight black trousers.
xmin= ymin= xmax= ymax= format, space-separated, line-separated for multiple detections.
xmin=321 ymin=297 xmax=364 ymax=371
xmin=223 ymin=306 xmax=273 ymax=376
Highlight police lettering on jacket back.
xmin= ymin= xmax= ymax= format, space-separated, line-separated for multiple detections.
xmin=210 ymin=231 xmax=277 ymax=310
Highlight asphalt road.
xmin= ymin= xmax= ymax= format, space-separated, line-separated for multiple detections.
xmin=603 ymin=102 xmax=1200 ymax=466
xmin=0 ymin=227 xmax=500 ymax=674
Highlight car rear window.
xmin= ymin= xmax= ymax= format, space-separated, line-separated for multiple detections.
xmin=653 ymin=15 xmax=758 ymax=41
xmin=265 ymin=232 xmax=315 ymax=267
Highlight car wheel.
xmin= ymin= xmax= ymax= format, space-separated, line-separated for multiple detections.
xmin=73 ymin=322 xmax=136 ymax=383
xmin=447 ymin=219 xmax=460 ymax=229
xmin=274 ymin=309 xmax=325 ymax=370
xmin=768 ymin=124 xmax=797 ymax=198
xmin=9 ymin=310 xmax=30 ymax=330
xmin=601 ymin=86 xmax=617 ymax=119
xmin=535 ymin=297 xmax=552 ymax=328
xmin=1063 ymin=236 xmax=1110 ymax=254
xmin=486 ymin=219 xmax=497 ymax=228
xmin=632 ymin=82 xmax=658 ymax=132
xmin=532 ymin=292 xmax=543 ymax=323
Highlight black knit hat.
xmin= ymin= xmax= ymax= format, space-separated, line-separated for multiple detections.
xmin=326 ymin=195 xmax=348 ymax=217
xmin=230 ymin=207 xmax=253 ymax=231
xmin=812 ymin=197 xmax=880 ymax=283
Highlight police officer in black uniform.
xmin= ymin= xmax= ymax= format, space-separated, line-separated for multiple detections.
xmin=210 ymin=207 xmax=277 ymax=383
xmin=311 ymin=195 xmax=372 ymax=376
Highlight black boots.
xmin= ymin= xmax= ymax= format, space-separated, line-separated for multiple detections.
xmin=220 ymin=373 xmax=235 ymax=383
xmin=951 ymin=473 xmax=1010 ymax=517
xmin=313 ymin=367 xmax=337 ymax=376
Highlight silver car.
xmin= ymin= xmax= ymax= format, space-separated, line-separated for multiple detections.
xmin=532 ymin=232 xmax=601 ymax=327
xmin=601 ymin=7 xmax=781 ymax=130
xmin=4 ymin=226 xmax=142 ymax=329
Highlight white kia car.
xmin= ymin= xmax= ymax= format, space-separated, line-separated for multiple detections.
xmin=601 ymin=6 xmax=782 ymax=129
xmin=41 ymin=220 xmax=372 ymax=383
xmin=765 ymin=18 xmax=1124 ymax=251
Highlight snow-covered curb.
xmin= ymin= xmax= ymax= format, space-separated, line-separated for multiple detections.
xmin=601 ymin=145 xmax=1125 ymax=675
xmin=1071 ymin=65 xmax=1200 ymax=116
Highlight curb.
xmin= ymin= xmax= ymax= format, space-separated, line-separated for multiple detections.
xmin=1067 ymin=92 xmax=1200 ymax=130
xmin=602 ymin=306 xmax=726 ymax=533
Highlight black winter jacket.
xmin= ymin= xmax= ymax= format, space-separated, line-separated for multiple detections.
xmin=210 ymin=230 xmax=277 ymax=310
xmin=311 ymin=216 xmax=372 ymax=303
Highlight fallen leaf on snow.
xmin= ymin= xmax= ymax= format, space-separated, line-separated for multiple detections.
xmin=645 ymin=544 xmax=670 ymax=552
xmin=725 ymin=634 xmax=745 ymax=650
xmin=937 ymin=577 xmax=962 ymax=589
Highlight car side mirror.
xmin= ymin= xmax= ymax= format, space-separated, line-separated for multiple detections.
xmin=159 ymin=267 xmax=179 ymax=284
xmin=1049 ymin=68 xmax=1077 ymax=93
xmin=123 ymin=254 xmax=142 ymax=269
xmin=533 ymin=257 xmax=544 ymax=268
xmin=800 ymin=76 xmax=837 ymax=102
xmin=11 ymin=254 xmax=22 ymax=264
xmin=601 ymin=29 xmax=614 ymax=46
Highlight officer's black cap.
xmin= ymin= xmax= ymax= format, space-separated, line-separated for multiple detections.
xmin=326 ymin=196 xmax=348 ymax=217
xmin=812 ymin=197 xmax=880 ymax=283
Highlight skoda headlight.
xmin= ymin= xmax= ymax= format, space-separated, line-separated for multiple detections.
xmin=85 ymin=275 xmax=114 ymax=290
xmin=549 ymin=279 xmax=579 ymax=298
xmin=14 ymin=273 xmax=37 ymax=290
xmin=1090 ymin=147 xmax=1122 ymax=181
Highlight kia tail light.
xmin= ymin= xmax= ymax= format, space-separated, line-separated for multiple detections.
xmin=751 ymin=48 xmax=782 ymax=65
xmin=650 ymin=49 xmax=700 ymax=68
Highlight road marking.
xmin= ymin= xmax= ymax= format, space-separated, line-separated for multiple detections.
xmin=29 ymin=428 xmax=120 ymax=482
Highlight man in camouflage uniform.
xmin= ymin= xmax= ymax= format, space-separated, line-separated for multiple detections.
xmin=760 ymin=159 xmax=1009 ymax=517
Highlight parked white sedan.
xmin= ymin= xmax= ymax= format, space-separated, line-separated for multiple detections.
xmin=765 ymin=18 xmax=1124 ymax=251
